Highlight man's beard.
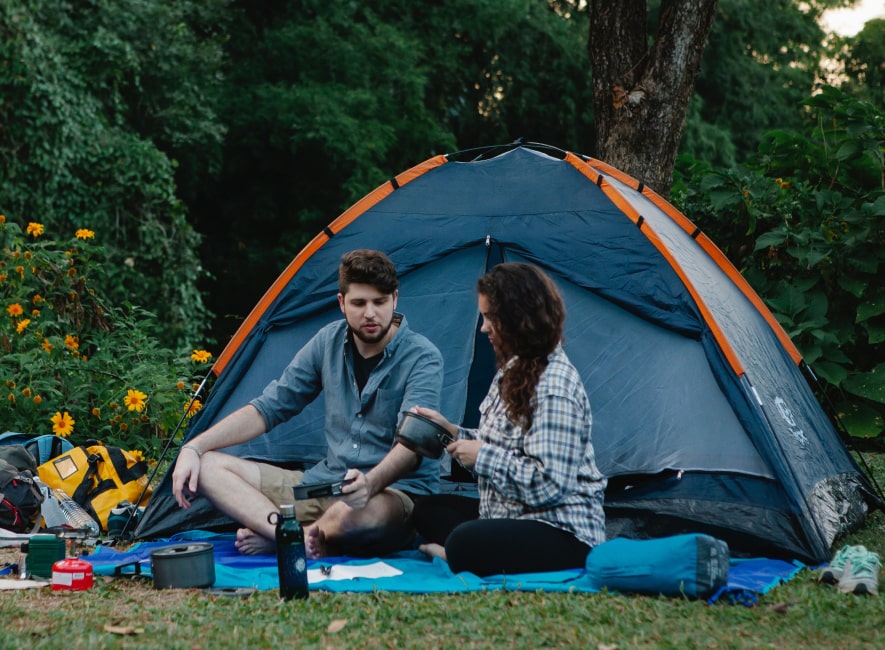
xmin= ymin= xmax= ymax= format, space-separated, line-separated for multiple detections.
xmin=351 ymin=317 xmax=393 ymax=345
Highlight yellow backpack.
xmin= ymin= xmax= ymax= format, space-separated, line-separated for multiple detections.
xmin=37 ymin=443 xmax=151 ymax=531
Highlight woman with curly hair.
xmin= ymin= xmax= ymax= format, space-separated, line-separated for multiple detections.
xmin=412 ymin=263 xmax=606 ymax=576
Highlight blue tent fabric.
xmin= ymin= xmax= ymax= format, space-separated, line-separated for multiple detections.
xmin=83 ymin=532 xmax=801 ymax=604
xmin=134 ymin=144 xmax=874 ymax=565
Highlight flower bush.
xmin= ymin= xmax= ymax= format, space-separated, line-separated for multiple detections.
xmin=0 ymin=216 xmax=214 ymax=461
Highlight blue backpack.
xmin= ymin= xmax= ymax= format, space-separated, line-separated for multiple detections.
xmin=0 ymin=432 xmax=74 ymax=466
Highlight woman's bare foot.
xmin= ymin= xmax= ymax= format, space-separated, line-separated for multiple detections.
xmin=235 ymin=527 xmax=275 ymax=555
xmin=305 ymin=524 xmax=328 ymax=559
xmin=418 ymin=542 xmax=447 ymax=562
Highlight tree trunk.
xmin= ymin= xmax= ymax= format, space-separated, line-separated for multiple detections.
xmin=588 ymin=0 xmax=717 ymax=196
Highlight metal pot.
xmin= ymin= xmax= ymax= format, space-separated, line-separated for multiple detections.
xmin=151 ymin=542 xmax=215 ymax=589
xmin=395 ymin=411 xmax=454 ymax=459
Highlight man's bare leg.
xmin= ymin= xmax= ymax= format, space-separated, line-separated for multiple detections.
xmin=304 ymin=491 xmax=409 ymax=559
xmin=196 ymin=451 xmax=278 ymax=555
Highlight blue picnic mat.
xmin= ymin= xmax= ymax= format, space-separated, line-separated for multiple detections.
xmin=80 ymin=530 xmax=805 ymax=605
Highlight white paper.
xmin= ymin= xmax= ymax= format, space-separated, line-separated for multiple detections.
xmin=307 ymin=561 xmax=402 ymax=583
xmin=0 ymin=578 xmax=50 ymax=590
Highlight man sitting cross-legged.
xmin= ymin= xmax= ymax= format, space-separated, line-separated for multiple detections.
xmin=171 ymin=249 xmax=443 ymax=558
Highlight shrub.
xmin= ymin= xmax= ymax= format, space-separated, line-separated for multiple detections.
xmin=0 ymin=216 xmax=214 ymax=461
xmin=673 ymin=87 xmax=885 ymax=439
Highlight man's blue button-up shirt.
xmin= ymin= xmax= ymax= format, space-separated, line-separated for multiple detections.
xmin=250 ymin=314 xmax=444 ymax=494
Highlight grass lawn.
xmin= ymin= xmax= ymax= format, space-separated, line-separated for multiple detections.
xmin=2 ymin=451 xmax=884 ymax=650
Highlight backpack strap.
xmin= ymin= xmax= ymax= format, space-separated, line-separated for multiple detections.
xmin=71 ymin=450 xmax=103 ymax=507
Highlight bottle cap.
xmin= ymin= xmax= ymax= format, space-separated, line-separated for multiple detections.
xmin=279 ymin=504 xmax=295 ymax=517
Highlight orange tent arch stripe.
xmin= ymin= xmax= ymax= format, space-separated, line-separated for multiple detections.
xmin=565 ymin=153 xmax=745 ymax=376
xmin=584 ymin=157 xmax=803 ymax=366
xmin=211 ymin=155 xmax=449 ymax=376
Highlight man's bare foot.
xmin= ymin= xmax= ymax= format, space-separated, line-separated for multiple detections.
xmin=235 ymin=527 xmax=275 ymax=555
xmin=418 ymin=542 xmax=447 ymax=562
xmin=305 ymin=524 xmax=328 ymax=559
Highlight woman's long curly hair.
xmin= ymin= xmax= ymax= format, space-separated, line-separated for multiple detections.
xmin=477 ymin=263 xmax=565 ymax=429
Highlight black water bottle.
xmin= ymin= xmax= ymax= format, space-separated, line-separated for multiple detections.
xmin=271 ymin=504 xmax=309 ymax=600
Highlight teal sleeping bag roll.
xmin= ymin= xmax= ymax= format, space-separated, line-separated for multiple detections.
xmin=584 ymin=534 xmax=730 ymax=599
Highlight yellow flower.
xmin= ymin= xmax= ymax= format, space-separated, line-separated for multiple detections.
xmin=176 ymin=381 xmax=185 ymax=390
xmin=26 ymin=222 xmax=44 ymax=238
xmin=33 ymin=294 xmax=43 ymax=304
xmin=0 ymin=274 xmax=6 ymax=283
xmin=33 ymin=395 xmax=42 ymax=405
xmin=21 ymin=387 xmax=31 ymax=398
xmin=119 ymin=422 xmax=128 ymax=431
xmin=7 ymin=303 xmax=23 ymax=317
xmin=184 ymin=399 xmax=203 ymax=418
xmin=16 ymin=318 xmax=30 ymax=333
xmin=124 ymin=389 xmax=148 ymax=413
xmin=23 ymin=251 xmax=32 ymax=260
xmin=128 ymin=449 xmax=145 ymax=462
xmin=0 ymin=215 xmax=5 ymax=224
xmin=91 ymin=407 xmax=101 ymax=419
xmin=75 ymin=228 xmax=95 ymax=240
xmin=67 ymin=267 xmax=77 ymax=277
xmin=7 ymin=393 xmax=14 ymax=404
xmin=31 ymin=309 xmax=39 ymax=317
xmin=42 ymin=338 xmax=54 ymax=354
xmin=64 ymin=334 xmax=79 ymax=351
xmin=16 ymin=266 xmax=24 ymax=278
xmin=51 ymin=411 xmax=75 ymax=437
xmin=190 ymin=349 xmax=213 ymax=363
xmin=6 ymin=380 xmax=14 ymax=389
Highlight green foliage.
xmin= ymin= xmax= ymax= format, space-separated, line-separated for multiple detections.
xmin=674 ymin=86 xmax=885 ymax=438
xmin=839 ymin=18 xmax=885 ymax=110
xmin=685 ymin=0 xmax=837 ymax=165
xmin=0 ymin=0 xmax=228 ymax=348
xmin=0 ymin=216 xmax=214 ymax=459
xmin=197 ymin=0 xmax=592 ymax=342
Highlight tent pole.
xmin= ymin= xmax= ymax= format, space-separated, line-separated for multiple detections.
xmin=112 ymin=369 xmax=215 ymax=542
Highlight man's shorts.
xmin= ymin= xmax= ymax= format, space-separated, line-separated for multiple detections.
xmin=257 ymin=463 xmax=415 ymax=525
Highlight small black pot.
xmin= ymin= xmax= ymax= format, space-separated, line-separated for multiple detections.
xmin=151 ymin=542 xmax=215 ymax=589
xmin=395 ymin=411 xmax=454 ymax=459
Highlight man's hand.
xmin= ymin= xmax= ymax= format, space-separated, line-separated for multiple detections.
xmin=172 ymin=447 xmax=201 ymax=509
xmin=339 ymin=468 xmax=373 ymax=509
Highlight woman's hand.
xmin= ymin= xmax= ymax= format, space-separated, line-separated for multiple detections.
xmin=446 ymin=439 xmax=482 ymax=469
xmin=412 ymin=406 xmax=458 ymax=438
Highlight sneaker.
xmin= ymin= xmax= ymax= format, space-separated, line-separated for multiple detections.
xmin=838 ymin=549 xmax=880 ymax=596
xmin=819 ymin=545 xmax=865 ymax=584
xmin=106 ymin=501 xmax=141 ymax=540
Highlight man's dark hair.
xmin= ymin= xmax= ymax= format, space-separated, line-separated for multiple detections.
xmin=338 ymin=249 xmax=399 ymax=295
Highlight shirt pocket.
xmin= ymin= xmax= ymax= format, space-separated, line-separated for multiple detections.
xmin=369 ymin=387 xmax=402 ymax=429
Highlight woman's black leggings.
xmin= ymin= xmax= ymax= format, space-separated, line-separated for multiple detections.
xmin=412 ymin=494 xmax=590 ymax=577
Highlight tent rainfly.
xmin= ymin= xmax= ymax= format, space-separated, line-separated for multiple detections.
xmin=135 ymin=143 xmax=878 ymax=564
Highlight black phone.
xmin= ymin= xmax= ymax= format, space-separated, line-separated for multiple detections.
xmin=292 ymin=477 xmax=355 ymax=500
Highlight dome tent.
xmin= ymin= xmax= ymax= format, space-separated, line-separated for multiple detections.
xmin=135 ymin=142 xmax=877 ymax=563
